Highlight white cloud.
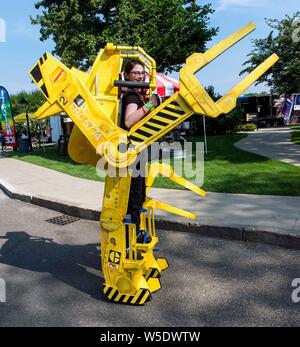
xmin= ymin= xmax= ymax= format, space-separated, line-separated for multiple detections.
xmin=216 ymin=0 xmax=269 ymax=12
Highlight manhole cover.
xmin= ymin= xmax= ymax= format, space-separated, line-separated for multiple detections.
xmin=46 ymin=215 xmax=80 ymax=226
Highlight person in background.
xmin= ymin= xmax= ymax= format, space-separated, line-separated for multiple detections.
xmin=0 ymin=131 xmax=6 ymax=151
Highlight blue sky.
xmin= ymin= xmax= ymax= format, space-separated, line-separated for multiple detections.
xmin=0 ymin=0 xmax=298 ymax=96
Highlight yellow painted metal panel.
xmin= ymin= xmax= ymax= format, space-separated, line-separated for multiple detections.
xmin=29 ymin=23 xmax=279 ymax=305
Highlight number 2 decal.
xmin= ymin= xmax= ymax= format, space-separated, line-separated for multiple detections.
xmin=59 ymin=96 xmax=68 ymax=106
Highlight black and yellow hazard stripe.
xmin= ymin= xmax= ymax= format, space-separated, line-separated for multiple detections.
xmin=29 ymin=53 xmax=49 ymax=99
xmin=130 ymin=288 xmax=152 ymax=305
xmin=30 ymin=64 xmax=43 ymax=84
xmin=144 ymin=267 xmax=161 ymax=281
xmin=166 ymin=100 xmax=186 ymax=114
xmin=128 ymin=99 xmax=186 ymax=147
xmin=103 ymin=285 xmax=151 ymax=305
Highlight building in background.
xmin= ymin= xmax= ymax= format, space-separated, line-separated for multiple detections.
xmin=238 ymin=93 xmax=300 ymax=127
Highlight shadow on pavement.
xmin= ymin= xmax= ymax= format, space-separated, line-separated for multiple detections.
xmin=0 ymin=231 xmax=105 ymax=301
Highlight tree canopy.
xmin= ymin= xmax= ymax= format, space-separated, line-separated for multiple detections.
xmin=240 ymin=12 xmax=300 ymax=94
xmin=10 ymin=90 xmax=45 ymax=116
xmin=31 ymin=0 xmax=218 ymax=72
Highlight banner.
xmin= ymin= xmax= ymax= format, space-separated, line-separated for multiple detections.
xmin=281 ymin=97 xmax=293 ymax=125
xmin=0 ymin=86 xmax=17 ymax=147
xmin=294 ymin=94 xmax=300 ymax=111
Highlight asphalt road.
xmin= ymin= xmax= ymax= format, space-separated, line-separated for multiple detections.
xmin=0 ymin=190 xmax=299 ymax=327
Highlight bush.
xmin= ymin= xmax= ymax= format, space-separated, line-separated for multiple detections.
xmin=234 ymin=124 xmax=257 ymax=132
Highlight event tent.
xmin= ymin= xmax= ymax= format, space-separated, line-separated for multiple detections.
xmin=155 ymin=73 xmax=179 ymax=97
xmin=14 ymin=112 xmax=36 ymax=123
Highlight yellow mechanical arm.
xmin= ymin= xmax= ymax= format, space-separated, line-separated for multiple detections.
xmin=29 ymin=22 xmax=279 ymax=305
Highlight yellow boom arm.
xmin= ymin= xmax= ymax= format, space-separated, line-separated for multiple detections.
xmin=29 ymin=22 xmax=279 ymax=305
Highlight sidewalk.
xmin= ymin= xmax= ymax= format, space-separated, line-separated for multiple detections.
xmin=1 ymin=155 xmax=300 ymax=250
xmin=235 ymin=127 xmax=300 ymax=166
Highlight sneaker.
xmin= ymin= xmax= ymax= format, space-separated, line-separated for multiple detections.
xmin=136 ymin=230 xmax=152 ymax=244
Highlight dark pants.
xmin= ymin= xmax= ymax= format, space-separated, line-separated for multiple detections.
xmin=126 ymin=147 xmax=154 ymax=231
xmin=127 ymin=175 xmax=146 ymax=231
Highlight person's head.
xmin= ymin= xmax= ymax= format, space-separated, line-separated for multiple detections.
xmin=124 ymin=60 xmax=145 ymax=83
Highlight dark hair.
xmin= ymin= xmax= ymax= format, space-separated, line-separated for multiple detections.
xmin=123 ymin=60 xmax=147 ymax=96
xmin=124 ymin=60 xmax=144 ymax=76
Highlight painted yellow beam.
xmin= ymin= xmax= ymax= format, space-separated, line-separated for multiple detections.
xmin=29 ymin=22 xmax=279 ymax=305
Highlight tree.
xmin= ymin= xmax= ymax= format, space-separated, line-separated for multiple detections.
xmin=205 ymin=84 xmax=221 ymax=101
xmin=240 ymin=12 xmax=300 ymax=94
xmin=9 ymin=91 xmax=49 ymax=140
xmin=10 ymin=90 xmax=45 ymax=116
xmin=31 ymin=0 xmax=218 ymax=72
xmin=243 ymin=92 xmax=270 ymax=97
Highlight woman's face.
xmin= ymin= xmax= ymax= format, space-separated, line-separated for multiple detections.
xmin=125 ymin=64 xmax=145 ymax=83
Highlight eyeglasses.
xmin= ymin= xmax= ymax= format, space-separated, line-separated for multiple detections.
xmin=130 ymin=71 xmax=146 ymax=76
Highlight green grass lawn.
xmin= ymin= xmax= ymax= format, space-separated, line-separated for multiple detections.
xmin=7 ymin=145 xmax=103 ymax=182
xmin=197 ymin=134 xmax=300 ymax=196
xmin=291 ymin=125 xmax=300 ymax=145
xmin=6 ymin=134 xmax=300 ymax=196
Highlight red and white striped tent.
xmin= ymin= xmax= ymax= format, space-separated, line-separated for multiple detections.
xmin=121 ymin=71 xmax=179 ymax=97
xmin=154 ymin=73 xmax=179 ymax=97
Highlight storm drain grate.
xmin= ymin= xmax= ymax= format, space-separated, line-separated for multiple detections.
xmin=46 ymin=215 xmax=80 ymax=226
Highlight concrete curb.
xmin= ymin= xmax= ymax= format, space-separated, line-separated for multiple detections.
xmin=1 ymin=181 xmax=300 ymax=251
xmin=0 ymin=181 xmax=99 ymax=220
xmin=155 ymin=219 xmax=300 ymax=251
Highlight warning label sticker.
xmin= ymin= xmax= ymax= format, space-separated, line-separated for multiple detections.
xmin=73 ymin=94 xmax=85 ymax=107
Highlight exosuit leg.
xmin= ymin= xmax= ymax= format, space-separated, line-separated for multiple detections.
xmin=100 ymin=172 xmax=168 ymax=304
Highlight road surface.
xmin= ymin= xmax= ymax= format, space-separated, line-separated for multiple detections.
xmin=0 ymin=190 xmax=299 ymax=327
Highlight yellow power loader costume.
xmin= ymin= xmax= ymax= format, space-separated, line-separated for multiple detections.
xmin=29 ymin=23 xmax=278 ymax=305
